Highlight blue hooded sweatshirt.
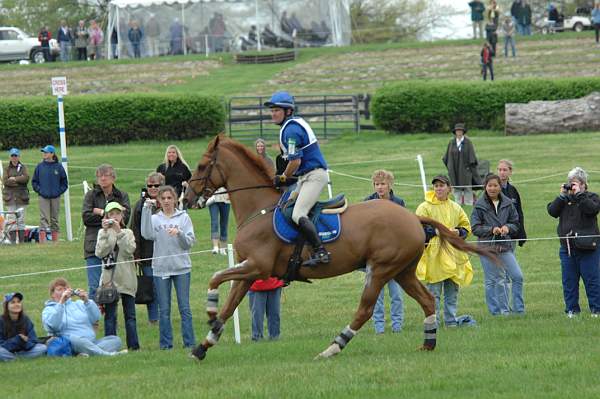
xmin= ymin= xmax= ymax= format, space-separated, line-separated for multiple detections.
xmin=42 ymin=299 xmax=100 ymax=341
xmin=0 ymin=315 xmax=38 ymax=352
xmin=32 ymin=160 xmax=68 ymax=199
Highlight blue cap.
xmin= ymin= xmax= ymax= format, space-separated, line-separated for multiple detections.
xmin=264 ymin=91 xmax=295 ymax=110
xmin=4 ymin=292 xmax=23 ymax=303
xmin=8 ymin=148 xmax=20 ymax=156
xmin=41 ymin=145 xmax=56 ymax=153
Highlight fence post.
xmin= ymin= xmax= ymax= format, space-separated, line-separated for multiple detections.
xmin=353 ymin=95 xmax=359 ymax=134
xmin=323 ymin=95 xmax=328 ymax=140
xmin=228 ymin=98 xmax=233 ymax=137
xmin=259 ymin=96 xmax=264 ymax=138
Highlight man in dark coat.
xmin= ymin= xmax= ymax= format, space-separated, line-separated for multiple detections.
xmin=81 ymin=164 xmax=130 ymax=301
xmin=442 ymin=123 xmax=480 ymax=205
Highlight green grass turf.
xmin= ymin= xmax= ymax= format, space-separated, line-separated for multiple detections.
xmin=2 ymin=131 xmax=600 ymax=398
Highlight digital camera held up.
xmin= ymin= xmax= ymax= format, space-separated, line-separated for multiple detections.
xmin=562 ymin=183 xmax=573 ymax=191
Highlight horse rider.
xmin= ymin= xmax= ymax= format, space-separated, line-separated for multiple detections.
xmin=265 ymin=91 xmax=331 ymax=265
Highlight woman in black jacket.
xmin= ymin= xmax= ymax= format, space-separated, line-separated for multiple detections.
xmin=547 ymin=167 xmax=600 ymax=318
xmin=497 ymin=160 xmax=527 ymax=247
xmin=0 ymin=292 xmax=47 ymax=361
xmin=156 ymin=145 xmax=192 ymax=198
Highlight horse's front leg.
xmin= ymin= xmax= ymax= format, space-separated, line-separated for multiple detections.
xmin=316 ymin=266 xmax=386 ymax=359
xmin=191 ymin=259 xmax=263 ymax=362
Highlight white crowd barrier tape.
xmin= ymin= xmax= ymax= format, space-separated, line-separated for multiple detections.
xmin=329 ymin=169 xmax=423 ymax=188
xmin=0 ymin=248 xmax=215 ymax=280
xmin=328 ymin=155 xmax=416 ymax=167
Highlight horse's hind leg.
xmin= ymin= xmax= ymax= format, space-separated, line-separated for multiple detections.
xmin=396 ymin=270 xmax=437 ymax=351
xmin=316 ymin=270 xmax=386 ymax=359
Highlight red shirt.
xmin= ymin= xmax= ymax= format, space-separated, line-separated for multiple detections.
xmin=250 ymin=277 xmax=284 ymax=292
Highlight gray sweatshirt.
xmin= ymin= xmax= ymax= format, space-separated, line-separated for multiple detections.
xmin=141 ymin=206 xmax=195 ymax=277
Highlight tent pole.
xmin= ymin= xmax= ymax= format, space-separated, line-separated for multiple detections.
xmin=255 ymin=0 xmax=261 ymax=51
xmin=182 ymin=4 xmax=187 ymax=55
xmin=116 ymin=6 xmax=121 ymax=59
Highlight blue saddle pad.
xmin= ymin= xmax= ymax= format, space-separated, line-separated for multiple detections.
xmin=273 ymin=191 xmax=342 ymax=244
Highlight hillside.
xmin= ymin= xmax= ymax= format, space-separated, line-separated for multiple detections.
xmin=1 ymin=32 xmax=599 ymax=98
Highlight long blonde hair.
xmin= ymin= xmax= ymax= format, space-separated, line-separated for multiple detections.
xmin=163 ymin=145 xmax=190 ymax=170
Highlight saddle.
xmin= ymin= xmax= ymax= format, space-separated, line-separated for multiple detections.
xmin=273 ymin=191 xmax=347 ymax=284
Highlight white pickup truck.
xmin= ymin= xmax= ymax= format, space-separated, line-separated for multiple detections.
xmin=0 ymin=27 xmax=60 ymax=63
xmin=541 ymin=15 xmax=593 ymax=34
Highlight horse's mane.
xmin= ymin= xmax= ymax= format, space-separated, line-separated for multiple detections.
xmin=214 ymin=136 xmax=275 ymax=183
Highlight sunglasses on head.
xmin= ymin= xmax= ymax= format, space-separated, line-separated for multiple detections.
xmin=147 ymin=184 xmax=160 ymax=188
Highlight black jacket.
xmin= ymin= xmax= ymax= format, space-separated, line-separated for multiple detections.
xmin=82 ymin=185 xmax=131 ymax=258
xmin=502 ymin=182 xmax=527 ymax=246
xmin=0 ymin=315 xmax=38 ymax=353
xmin=130 ymin=198 xmax=159 ymax=266
xmin=547 ymin=191 xmax=600 ymax=248
xmin=157 ymin=160 xmax=191 ymax=197
xmin=471 ymin=192 xmax=519 ymax=251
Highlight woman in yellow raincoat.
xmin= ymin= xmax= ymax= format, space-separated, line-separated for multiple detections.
xmin=416 ymin=175 xmax=473 ymax=327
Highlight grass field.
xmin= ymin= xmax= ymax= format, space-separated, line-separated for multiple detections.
xmin=3 ymin=131 xmax=600 ymax=399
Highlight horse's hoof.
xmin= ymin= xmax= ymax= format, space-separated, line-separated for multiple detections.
xmin=191 ymin=345 xmax=207 ymax=361
xmin=314 ymin=343 xmax=341 ymax=360
xmin=418 ymin=344 xmax=436 ymax=351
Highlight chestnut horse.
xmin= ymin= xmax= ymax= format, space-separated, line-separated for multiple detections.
xmin=185 ymin=135 xmax=493 ymax=361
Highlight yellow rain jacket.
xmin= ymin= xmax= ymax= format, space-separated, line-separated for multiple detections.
xmin=416 ymin=191 xmax=473 ymax=286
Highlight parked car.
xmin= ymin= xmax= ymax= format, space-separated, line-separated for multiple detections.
xmin=0 ymin=27 xmax=60 ymax=63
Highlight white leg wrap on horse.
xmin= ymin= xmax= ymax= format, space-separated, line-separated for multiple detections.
xmin=424 ymin=314 xmax=437 ymax=326
xmin=333 ymin=325 xmax=356 ymax=350
xmin=207 ymin=289 xmax=219 ymax=313
xmin=206 ymin=331 xmax=220 ymax=345
xmin=316 ymin=343 xmax=342 ymax=359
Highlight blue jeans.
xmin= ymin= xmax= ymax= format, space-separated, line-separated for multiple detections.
xmin=427 ymin=279 xmax=459 ymax=326
xmin=480 ymin=251 xmax=524 ymax=315
xmin=0 ymin=344 xmax=47 ymax=361
xmin=85 ymin=256 xmax=103 ymax=302
xmin=104 ymin=294 xmax=140 ymax=350
xmin=559 ymin=246 xmax=600 ymax=314
xmin=59 ymin=41 xmax=70 ymax=62
xmin=373 ymin=280 xmax=404 ymax=333
xmin=504 ymin=36 xmax=516 ymax=57
xmin=248 ymin=288 xmax=282 ymax=340
xmin=70 ymin=335 xmax=121 ymax=356
xmin=209 ymin=202 xmax=230 ymax=241
xmin=142 ymin=265 xmax=159 ymax=322
xmin=154 ymin=273 xmax=196 ymax=349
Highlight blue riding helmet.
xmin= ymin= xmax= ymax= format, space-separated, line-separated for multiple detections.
xmin=264 ymin=91 xmax=295 ymax=110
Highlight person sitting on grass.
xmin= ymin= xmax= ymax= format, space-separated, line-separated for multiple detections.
xmin=0 ymin=292 xmax=47 ymax=362
xmin=42 ymin=278 xmax=126 ymax=357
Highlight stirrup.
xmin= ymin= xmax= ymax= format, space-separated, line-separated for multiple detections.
xmin=302 ymin=248 xmax=330 ymax=267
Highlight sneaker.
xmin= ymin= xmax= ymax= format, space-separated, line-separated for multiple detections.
xmin=219 ymin=247 xmax=227 ymax=256
xmin=113 ymin=349 xmax=128 ymax=356
xmin=212 ymin=247 xmax=219 ymax=255
xmin=592 ymin=313 xmax=600 ymax=318
xmin=77 ymin=353 xmax=90 ymax=358
xmin=567 ymin=311 xmax=579 ymax=319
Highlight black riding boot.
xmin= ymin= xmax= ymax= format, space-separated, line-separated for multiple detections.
xmin=297 ymin=216 xmax=330 ymax=265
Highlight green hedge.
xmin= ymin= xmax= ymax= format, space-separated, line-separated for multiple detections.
xmin=0 ymin=93 xmax=225 ymax=149
xmin=372 ymin=78 xmax=600 ymax=133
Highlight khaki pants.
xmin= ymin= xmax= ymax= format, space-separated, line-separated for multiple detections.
xmin=291 ymin=168 xmax=328 ymax=224
xmin=473 ymin=21 xmax=484 ymax=39
xmin=39 ymin=197 xmax=60 ymax=231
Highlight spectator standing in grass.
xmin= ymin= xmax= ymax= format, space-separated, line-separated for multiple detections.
xmin=128 ymin=21 xmax=143 ymax=58
xmin=471 ymin=174 xmax=524 ymax=315
xmin=38 ymin=26 xmax=52 ymax=61
xmin=2 ymin=148 xmax=29 ymax=244
xmin=469 ymin=1 xmax=486 ymax=39
xmin=497 ymin=160 xmax=526 ymax=247
xmin=74 ymin=20 xmax=89 ymax=61
xmin=363 ymin=170 xmax=405 ymax=334
xmin=486 ymin=0 xmax=501 ymax=26
xmin=416 ymin=175 xmax=473 ymax=327
xmin=111 ymin=27 xmax=118 ymax=59
xmin=82 ymin=164 xmax=131 ymax=302
xmin=0 ymin=292 xmax=47 ymax=362
xmin=146 ymin=14 xmax=161 ymax=57
xmin=88 ymin=20 xmax=103 ymax=60
xmin=130 ymin=172 xmax=163 ymax=325
xmin=502 ymin=16 xmax=516 ymax=57
xmin=156 ymin=145 xmax=192 ymax=199
xmin=32 ymin=145 xmax=68 ymax=244
xmin=42 ymin=278 xmax=126 ymax=357
xmin=480 ymin=41 xmax=495 ymax=81
xmin=170 ymin=18 xmax=183 ymax=55
xmin=547 ymin=167 xmax=600 ymax=318
xmin=592 ymin=3 xmax=600 ymax=45
xmin=57 ymin=20 xmax=72 ymax=62
xmin=96 ymin=202 xmax=139 ymax=351
xmin=443 ymin=123 xmax=480 ymax=205
xmin=485 ymin=23 xmax=498 ymax=56
xmin=248 ymin=277 xmax=284 ymax=341
xmin=207 ymin=187 xmax=230 ymax=255
xmin=255 ymin=138 xmax=275 ymax=170
xmin=141 ymin=185 xmax=196 ymax=350
xmin=514 ymin=0 xmax=532 ymax=35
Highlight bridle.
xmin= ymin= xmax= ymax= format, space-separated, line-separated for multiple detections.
xmin=187 ymin=144 xmax=274 ymax=203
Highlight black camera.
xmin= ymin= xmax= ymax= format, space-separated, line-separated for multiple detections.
xmin=562 ymin=183 xmax=573 ymax=191
xmin=72 ymin=289 xmax=81 ymax=297
xmin=141 ymin=187 xmax=148 ymax=199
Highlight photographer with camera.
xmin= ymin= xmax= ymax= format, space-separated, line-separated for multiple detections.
xmin=471 ymin=174 xmax=524 ymax=316
xmin=547 ymin=167 xmax=600 ymax=318
xmin=95 ymin=202 xmax=139 ymax=350
xmin=129 ymin=172 xmax=164 ymax=325
xmin=42 ymin=278 xmax=125 ymax=357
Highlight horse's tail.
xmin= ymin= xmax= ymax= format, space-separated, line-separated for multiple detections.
xmin=418 ymin=216 xmax=499 ymax=263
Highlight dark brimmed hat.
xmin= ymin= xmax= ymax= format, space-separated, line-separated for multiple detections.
xmin=431 ymin=175 xmax=451 ymax=186
xmin=4 ymin=292 xmax=23 ymax=303
xmin=452 ymin=123 xmax=467 ymax=134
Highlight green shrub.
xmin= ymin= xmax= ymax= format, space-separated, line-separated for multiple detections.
xmin=372 ymin=78 xmax=600 ymax=133
xmin=0 ymin=93 xmax=225 ymax=149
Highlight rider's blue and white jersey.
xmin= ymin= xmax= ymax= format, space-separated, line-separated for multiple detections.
xmin=279 ymin=116 xmax=328 ymax=176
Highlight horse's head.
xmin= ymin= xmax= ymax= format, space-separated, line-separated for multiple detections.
xmin=184 ymin=135 xmax=227 ymax=209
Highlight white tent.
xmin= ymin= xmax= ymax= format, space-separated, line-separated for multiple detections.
xmin=107 ymin=0 xmax=351 ymax=59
